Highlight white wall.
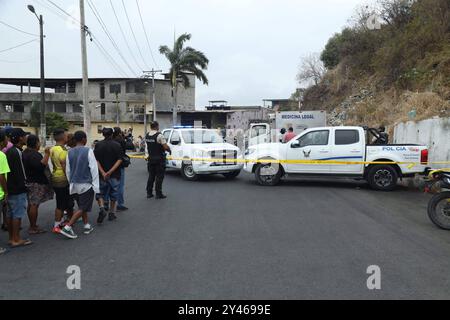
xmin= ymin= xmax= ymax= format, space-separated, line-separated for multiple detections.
xmin=393 ymin=117 xmax=450 ymax=169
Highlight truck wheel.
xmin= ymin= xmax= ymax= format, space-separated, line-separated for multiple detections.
xmin=181 ymin=163 xmax=198 ymax=181
xmin=367 ymin=165 xmax=398 ymax=191
xmin=222 ymin=170 xmax=241 ymax=180
xmin=255 ymin=163 xmax=282 ymax=186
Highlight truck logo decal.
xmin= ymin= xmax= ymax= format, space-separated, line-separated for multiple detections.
xmin=303 ymin=150 xmax=311 ymax=158
xmin=382 ymin=146 xmax=407 ymax=152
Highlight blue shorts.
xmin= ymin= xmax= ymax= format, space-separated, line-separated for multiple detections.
xmin=7 ymin=193 xmax=28 ymax=220
xmin=97 ymin=178 xmax=120 ymax=202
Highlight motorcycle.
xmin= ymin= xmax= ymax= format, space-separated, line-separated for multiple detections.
xmin=425 ymin=169 xmax=450 ymax=229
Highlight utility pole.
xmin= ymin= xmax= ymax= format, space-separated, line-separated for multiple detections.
xmin=80 ymin=0 xmax=91 ymax=142
xmin=27 ymin=5 xmax=46 ymax=146
xmin=142 ymin=69 xmax=162 ymax=132
xmin=39 ymin=14 xmax=45 ymax=146
xmin=115 ymin=92 xmax=120 ymax=126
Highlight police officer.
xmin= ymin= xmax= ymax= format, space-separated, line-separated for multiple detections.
xmin=145 ymin=121 xmax=171 ymax=199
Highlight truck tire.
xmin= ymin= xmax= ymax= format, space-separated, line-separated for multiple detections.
xmin=181 ymin=162 xmax=198 ymax=181
xmin=367 ymin=165 xmax=398 ymax=191
xmin=222 ymin=170 xmax=241 ymax=180
xmin=427 ymin=192 xmax=450 ymax=230
xmin=255 ymin=163 xmax=282 ymax=186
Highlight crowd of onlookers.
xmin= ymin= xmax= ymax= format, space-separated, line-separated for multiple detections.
xmin=0 ymin=126 xmax=130 ymax=255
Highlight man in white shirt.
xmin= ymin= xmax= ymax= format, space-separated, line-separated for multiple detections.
xmin=61 ymin=131 xmax=99 ymax=239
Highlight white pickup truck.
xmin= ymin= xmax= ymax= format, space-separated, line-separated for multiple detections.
xmin=160 ymin=127 xmax=243 ymax=181
xmin=244 ymin=126 xmax=429 ymax=191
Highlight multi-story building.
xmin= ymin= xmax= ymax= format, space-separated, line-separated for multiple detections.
xmin=0 ymin=76 xmax=195 ymax=139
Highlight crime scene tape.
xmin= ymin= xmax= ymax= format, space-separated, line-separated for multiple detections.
xmin=128 ymin=154 xmax=450 ymax=169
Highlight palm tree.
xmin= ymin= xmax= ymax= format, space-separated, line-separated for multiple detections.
xmin=159 ymin=33 xmax=209 ymax=126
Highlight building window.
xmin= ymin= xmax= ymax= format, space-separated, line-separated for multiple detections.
xmin=72 ymin=104 xmax=82 ymax=113
xmin=135 ymin=81 xmax=144 ymax=93
xmin=110 ymin=84 xmax=121 ymax=94
xmin=100 ymin=103 xmax=106 ymax=115
xmin=100 ymin=83 xmax=105 ymax=99
xmin=13 ymin=103 xmax=24 ymax=113
xmin=126 ymin=81 xmax=144 ymax=94
xmin=68 ymin=82 xmax=76 ymax=93
xmin=54 ymin=103 xmax=66 ymax=113
xmin=55 ymin=84 xmax=66 ymax=93
xmin=126 ymin=82 xmax=133 ymax=94
xmin=45 ymin=104 xmax=53 ymax=113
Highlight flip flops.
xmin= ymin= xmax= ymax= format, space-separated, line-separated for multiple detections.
xmin=9 ymin=239 xmax=33 ymax=249
xmin=28 ymin=228 xmax=47 ymax=235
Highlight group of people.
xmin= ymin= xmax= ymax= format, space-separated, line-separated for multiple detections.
xmin=280 ymin=127 xmax=296 ymax=143
xmin=0 ymin=125 xmax=131 ymax=255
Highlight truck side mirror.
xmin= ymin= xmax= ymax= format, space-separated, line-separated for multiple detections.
xmin=171 ymin=139 xmax=180 ymax=146
xmin=291 ymin=140 xmax=301 ymax=148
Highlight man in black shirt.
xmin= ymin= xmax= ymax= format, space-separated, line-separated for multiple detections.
xmin=113 ymin=127 xmax=128 ymax=211
xmin=145 ymin=122 xmax=171 ymax=199
xmin=6 ymin=128 xmax=33 ymax=248
xmin=94 ymin=128 xmax=124 ymax=223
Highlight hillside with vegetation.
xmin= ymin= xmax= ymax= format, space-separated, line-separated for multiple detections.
xmin=296 ymin=0 xmax=450 ymax=129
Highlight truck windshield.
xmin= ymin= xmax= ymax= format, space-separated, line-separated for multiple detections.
xmin=181 ymin=130 xmax=224 ymax=144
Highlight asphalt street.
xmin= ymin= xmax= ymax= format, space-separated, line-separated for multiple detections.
xmin=1 ymin=160 xmax=450 ymax=300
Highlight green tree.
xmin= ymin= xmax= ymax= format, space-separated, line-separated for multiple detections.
xmin=46 ymin=113 xmax=69 ymax=137
xmin=159 ymin=33 xmax=209 ymax=125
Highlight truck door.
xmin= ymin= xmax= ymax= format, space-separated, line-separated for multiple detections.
xmin=330 ymin=128 xmax=364 ymax=174
xmin=249 ymin=123 xmax=270 ymax=146
xmin=168 ymin=130 xmax=183 ymax=168
xmin=285 ymin=129 xmax=331 ymax=173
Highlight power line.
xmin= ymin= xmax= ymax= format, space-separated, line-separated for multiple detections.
xmin=91 ymin=35 xmax=129 ymax=78
xmin=0 ymin=21 xmax=40 ymax=37
xmin=121 ymin=0 xmax=150 ymax=70
xmin=0 ymin=58 xmax=34 ymax=64
xmin=135 ymin=0 xmax=158 ymax=68
xmin=45 ymin=0 xmax=80 ymax=24
xmin=87 ymin=0 xmax=137 ymax=76
xmin=36 ymin=0 xmax=127 ymax=78
xmin=33 ymin=0 xmax=71 ymax=22
xmin=0 ymin=39 xmax=38 ymax=54
xmin=109 ymin=0 xmax=143 ymax=72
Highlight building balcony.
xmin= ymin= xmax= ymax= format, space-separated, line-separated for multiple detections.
xmin=0 ymin=92 xmax=82 ymax=102
xmin=0 ymin=112 xmax=26 ymax=122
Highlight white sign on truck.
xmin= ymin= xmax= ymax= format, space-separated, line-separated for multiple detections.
xmin=248 ymin=111 xmax=327 ymax=146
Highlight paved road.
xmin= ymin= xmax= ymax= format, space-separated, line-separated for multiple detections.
xmin=1 ymin=160 xmax=450 ymax=299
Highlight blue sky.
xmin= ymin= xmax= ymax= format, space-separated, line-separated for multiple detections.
xmin=0 ymin=0 xmax=366 ymax=107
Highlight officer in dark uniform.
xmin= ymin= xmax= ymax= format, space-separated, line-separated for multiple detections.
xmin=145 ymin=121 xmax=171 ymax=199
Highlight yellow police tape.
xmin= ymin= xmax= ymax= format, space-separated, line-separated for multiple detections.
xmin=128 ymin=154 xmax=450 ymax=169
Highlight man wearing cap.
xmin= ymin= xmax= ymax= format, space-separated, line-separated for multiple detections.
xmin=94 ymin=128 xmax=124 ymax=223
xmin=2 ymin=126 xmax=14 ymax=154
xmin=5 ymin=128 xmax=32 ymax=248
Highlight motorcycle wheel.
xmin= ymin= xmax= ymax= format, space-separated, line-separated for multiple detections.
xmin=427 ymin=191 xmax=450 ymax=230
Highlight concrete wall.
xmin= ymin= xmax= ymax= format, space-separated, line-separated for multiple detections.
xmin=393 ymin=117 xmax=450 ymax=169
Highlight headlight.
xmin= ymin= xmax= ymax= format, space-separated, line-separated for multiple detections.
xmin=244 ymin=148 xmax=256 ymax=156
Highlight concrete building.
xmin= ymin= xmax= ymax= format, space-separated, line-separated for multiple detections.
xmin=0 ymin=76 xmax=195 ymax=139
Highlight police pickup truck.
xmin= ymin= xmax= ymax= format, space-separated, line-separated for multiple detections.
xmin=161 ymin=127 xmax=243 ymax=181
xmin=244 ymin=126 xmax=429 ymax=191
